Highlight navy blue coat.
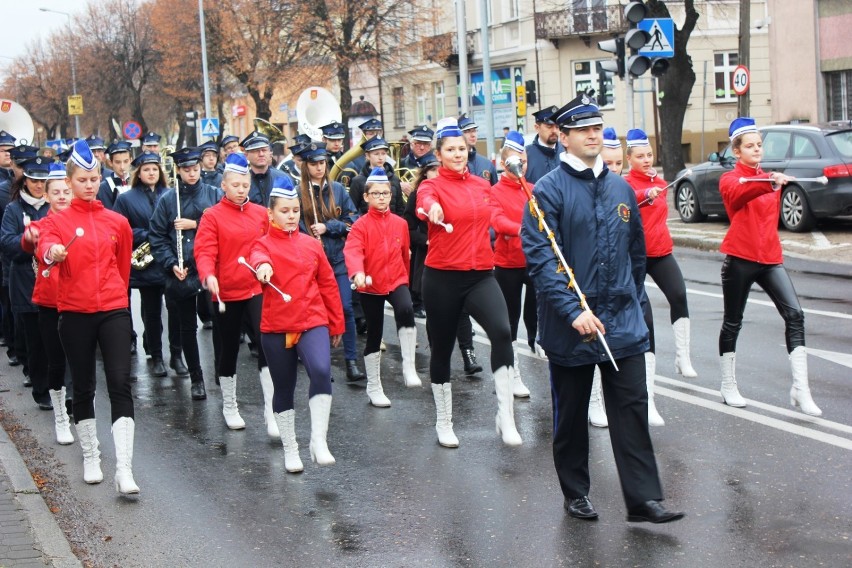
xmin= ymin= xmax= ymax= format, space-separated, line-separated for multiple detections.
xmin=114 ymin=184 xmax=170 ymax=288
xmin=0 ymin=168 xmax=13 ymax=184
xmin=201 ymin=169 xmax=222 ymax=189
xmin=468 ymin=149 xmax=498 ymax=186
xmin=298 ymin=180 xmax=357 ymax=277
xmin=0 ymin=180 xmax=11 ymax=286
xmin=249 ymin=167 xmax=287 ymax=207
xmin=525 ymin=136 xmax=565 ymax=184
xmin=97 ymin=174 xmax=130 ymax=210
xmin=521 ymin=161 xmax=649 ymax=367
xmin=0 ymin=200 xmax=49 ymax=313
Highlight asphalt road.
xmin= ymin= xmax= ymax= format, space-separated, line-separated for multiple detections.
xmin=0 ymin=247 xmax=850 ymax=567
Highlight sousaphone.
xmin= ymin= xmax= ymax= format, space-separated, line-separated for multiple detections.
xmin=0 ymin=100 xmax=35 ymax=145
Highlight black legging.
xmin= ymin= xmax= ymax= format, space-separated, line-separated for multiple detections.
xmin=169 ymin=295 xmax=202 ymax=375
xmin=719 ymin=255 xmax=804 ymax=355
xmin=58 ymin=309 xmax=134 ymax=423
xmin=360 ymin=285 xmax=415 ymax=356
xmin=422 ymin=268 xmax=513 ymax=383
xmin=37 ymin=306 xmax=67 ymax=391
xmin=211 ymin=295 xmax=265 ymax=376
xmin=643 ymin=254 xmax=689 ymax=354
xmin=20 ymin=311 xmax=47 ymax=403
xmin=138 ymin=286 xmax=181 ymax=357
xmin=494 ymin=266 xmax=538 ymax=346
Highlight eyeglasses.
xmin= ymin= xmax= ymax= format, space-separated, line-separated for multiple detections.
xmin=368 ymin=191 xmax=391 ymax=198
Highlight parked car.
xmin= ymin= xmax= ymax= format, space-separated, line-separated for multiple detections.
xmin=673 ymin=122 xmax=852 ymax=232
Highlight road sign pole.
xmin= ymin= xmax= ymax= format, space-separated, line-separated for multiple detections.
xmin=626 ymin=75 xmax=635 ymax=130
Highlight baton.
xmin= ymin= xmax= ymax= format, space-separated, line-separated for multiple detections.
xmin=351 ymin=275 xmax=373 ymax=290
xmin=417 ymin=207 xmax=454 ymax=233
xmin=43 ymin=228 xmax=84 ymax=277
xmin=237 ymin=257 xmax=291 ymax=302
xmin=637 ymin=169 xmax=693 ymax=207
xmin=739 ymin=176 xmax=827 ymax=185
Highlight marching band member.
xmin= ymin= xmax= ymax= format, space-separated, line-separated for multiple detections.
xmin=625 ymin=128 xmax=697 ymax=427
xmin=348 ymin=137 xmax=405 ymax=216
xmin=416 ymin=117 xmax=522 ymax=449
xmin=400 ymin=125 xmax=434 ymax=198
xmin=717 ymin=117 xmax=821 ymax=416
xmin=0 ymin=130 xmax=15 ymax=184
xmin=194 ymin=153 xmax=279 ymax=436
xmin=242 ymin=131 xmax=287 ymax=206
xmin=280 ymin=134 xmax=310 ymax=182
xmin=149 ymin=147 xmax=223 ymax=401
xmin=249 ymin=181 xmax=344 ymax=473
xmin=490 ymin=132 xmax=536 ymax=399
xmin=524 ymin=106 xmax=564 ymax=184
xmin=349 ymin=118 xmax=384 ymax=178
xmin=320 ymin=121 xmax=346 ymax=171
xmin=298 ymin=143 xmax=365 ymax=382
xmin=141 ymin=132 xmax=162 ymax=154
xmin=39 ymin=140 xmax=138 ymax=494
xmin=458 ymin=114 xmax=498 ymax=186
xmin=97 ymin=140 xmax=133 ymax=210
xmin=199 ymin=141 xmax=223 ymax=188
xmin=84 ymin=135 xmax=112 ymax=180
xmin=345 ymin=167 xmax=419 ymax=407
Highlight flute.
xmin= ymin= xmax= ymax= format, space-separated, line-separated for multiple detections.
xmin=175 ymin=187 xmax=184 ymax=272
xmin=636 ymin=169 xmax=693 ymax=207
xmin=306 ymin=183 xmax=324 ymax=245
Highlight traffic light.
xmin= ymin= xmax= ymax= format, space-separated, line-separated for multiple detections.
xmin=623 ymin=1 xmax=651 ymax=77
xmin=595 ymin=62 xmax=614 ymax=106
xmin=650 ymin=57 xmax=670 ymax=77
xmin=525 ymin=80 xmax=537 ymax=106
xmin=597 ymin=37 xmax=625 ymax=79
xmin=185 ymin=110 xmax=198 ymax=128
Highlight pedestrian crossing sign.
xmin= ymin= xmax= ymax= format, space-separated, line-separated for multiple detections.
xmin=200 ymin=118 xmax=220 ymax=137
xmin=638 ymin=18 xmax=674 ymax=59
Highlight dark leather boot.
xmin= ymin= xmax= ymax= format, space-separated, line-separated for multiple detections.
xmin=150 ymin=355 xmax=168 ymax=378
xmin=190 ymin=370 xmax=207 ymax=400
xmin=346 ymin=359 xmax=366 ymax=381
xmin=170 ymin=349 xmax=189 ymax=377
xmin=462 ymin=349 xmax=483 ymax=375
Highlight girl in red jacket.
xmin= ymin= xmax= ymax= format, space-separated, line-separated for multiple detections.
xmin=194 ymin=153 xmax=274 ymax=435
xmin=625 ymin=128 xmax=696 ymax=428
xmin=248 ymin=183 xmax=344 ymax=473
xmin=416 ymin=117 xmax=521 ymax=449
xmin=345 ymin=167 xmax=419 ymax=408
xmin=717 ymin=117 xmax=820 ymax=416
xmin=38 ymin=140 xmax=138 ymax=495
xmin=490 ymin=132 xmax=534 ymax=399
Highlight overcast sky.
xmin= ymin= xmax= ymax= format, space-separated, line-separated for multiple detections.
xmin=1 ymin=0 xmax=91 ymax=63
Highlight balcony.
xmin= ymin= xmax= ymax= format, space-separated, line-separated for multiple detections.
xmin=422 ymin=31 xmax=476 ymax=69
xmin=534 ymin=6 xmax=628 ymax=42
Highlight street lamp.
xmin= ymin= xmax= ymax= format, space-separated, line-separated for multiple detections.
xmin=39 ymin=7 xmax=80 ymax=139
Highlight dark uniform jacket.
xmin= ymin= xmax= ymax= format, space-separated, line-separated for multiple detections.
xmin=249 ymin=166 xmax=287 ymax=207
xmin=97 ymin=173 xmax=131 ymax=210
xmin=0 ymin=199 xmax=49 ymax=313
xmin=525 ymin=136 xmax=565 ymax=184
xmin=201 ymin=169 xmax=223 ymax=189
xmin=348 ymin=163 xmax=405 ymax=216
xmin=299 ymin=180 xmax=357 ymax=278
xmin=467 ymin=148 xmax=498 ymax=186
xmin=0 ymin=180 xmax=11 ymax=286
xmin=114 ymin=184 xmax=170 ymax=288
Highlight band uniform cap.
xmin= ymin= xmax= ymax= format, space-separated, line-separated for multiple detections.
xmin=729 ymin=117 xmax=758 ymax=141
xmin=172 ymin=147 xmax=202 ymax=168
xmin=366 ymin=166 xmax=389 ymax=185
xmin=457 ymin=113 xmax=477 ymax=131
xmin=291 ymin=142 xmax=312 ymax=158
xmin=131 ymin=151 xmax=161 ymax=168
xmin=358 ymin=118 xmax=383 ymax=132
xmin=602 ymin=127 xmax=622 ymax=149
xmin=408 ymin=125 xmax=435 ymax=142
xmin=220 ymin=135 xmax=240 ymax=148
xmin=288 ymin=134 xmax=312 ymax=152
xmin=301 ymin=142 xmax=328 ymax=163
xmin=554 ymin=94 xmax=603 ymax=129
xmin=106 ymin=140 xmax=132 ymax=156
xmin=198 ymin=141 xmax=219 ymax=156
xmin=502 ymin=131 xmax=526 ymax=153
xmin=56 ymin=147 xmax=73 ymax=163
xmin=70 ymin=139 xmax=98 ymax=171
xmin=241 ymin=131 xmax=270 ymax=151
xmin=436 ymin=117 xmax=463 ymax=139
xmin=532 ymin=106 xmax=560 ymax=124
xmin=320 ymin=121 xmax=346 ymax=140
xmin=84 ymin=135 xmax=106 ymax=150
xmin=0 ymin=130 xmax=16 ymax=147
xmin=10 ymin=145 xmax=39 ymax=165
xmin=223 ymin=152 xmax=250 ymax=175
xmin=141 ymin=132 xmax=162 ymax=145
xmin=270 ymin=175 xmax=297 ymax=200
xmin=361 ymin=137 xmax=390 ymax=153
xmin=416 ymin=151 xmax=440 ymax=169
xmin=22 ymin=157 xmax=50 ymax=179
xmin=47 ymin=162 xmax=67 ymax=180
xmin=625 ymin=129 xmax=650 ymax=148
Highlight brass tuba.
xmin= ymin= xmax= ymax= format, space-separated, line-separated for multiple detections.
xmin=253 ymin=118 xmax=287 ymax=144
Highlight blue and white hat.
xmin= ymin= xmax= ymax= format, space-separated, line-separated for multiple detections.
xmin=71 ymin=139 xmax=98 ymax=171
xmin=625 ymin=129 xmax=650 ymax=148
xmin=131 ymin=152 xmax=161 ymax=168
xmin=457 ymin=114 xmax=477 ymax=131
xmin=554 ymin=93 xmax=603 ymax=129
xmin=0 ymin=130 xmax=16 ymax=148
xmin=729 ymin=117 xmax=758 ymax=141
xmin=603 ymin=127 xmax=622 ymax=149
xmin=84 ymin=135 xmax=106 ymax=151
xmin=47 ymin=163 xmax=67 ymax=180
xmin=361 ymin=137 xmax=389 ymax=153
xmin=269 ymin=175 xmax=297 ymax=199
xmin=320 ymin=121 xmax=346 ymax=140
xmin=106 ymin=140 xmax=132 ymax=156
xmin=408 ymin=125 xmax=435 ymax=142
xmin=366 ymin=167 xmax=389 ymax=185
xmin=223 ymin=152 xmax=250 ymax=175
xmin=240 ymin=131 xmax=270 ymax=151
xmin=358 ymin=118 xmax=383 ymax=132
xmin=141 ymin=132 xmax=162 ymax=146
xmin=436 ymin=117 xmax=463 ymax=139
xmin=22 ymin=157 xmax=51 ymax=179
xmin=502 ymin=131 xmax=525 ymax=153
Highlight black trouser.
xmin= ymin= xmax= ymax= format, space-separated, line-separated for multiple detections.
xmin=14 ymin=313 xmax=27 ymax=372
xmin=138 ymin=286 xmax=180 ymax=357
xmin=128 ymin=289 xmax=137 ymax=344
xmin=1 ymin=284 xmax=13 ymax=354
xmin=351 ymin=289 xmax=365 ymax=321
xmin=494 ymin=266 xmax=538 ymax=346
xmin=361 ymin=285 xmax=415 ymax=356
xmin=212 ymin=296 xmax=265 ymax=376
xmin=643 ymin=254 xmax=689 ymax=354
xmin=169 ymin=294 xmax=202 ymax=376
xmin=197 ymin=289 xmax=212 ymax=324
xmin=550 ymin=354 xmax=663 ymax=508
xmin=422 ymin=268 xmax=513 ymax=383
xmin=58 ymin=310 xmax=133 ymax=423
xmin=38 ymin=307 xmax=67 ymax=392
xmin=20 ymin=312 xmax=47 ymax=404
xmin=719 ymin=255 xmax=804 ymax=355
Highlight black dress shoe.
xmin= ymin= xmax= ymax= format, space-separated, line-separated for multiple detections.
xmin=413 ymin=308 xmax=426 ymax=319
xmin=150 ymin=357 xmax=168 ymax=378
xmin=462 ymin=349 xmax=483 ymax=375
xmin=8 ymin=354 xmax=20 ymax=367
xmin=346 ymin=359 xmax=366 ymax=381
xmin=190 ymin=381 xmax=207 ymax=400
xmin=564 ymin=496 xmax=598 ymax=520
xmin=23 ymin=376 xmax=32 ymax=388
xmin=170 ymin=353 xmax=189 ymax=376
xmin=627 ymin=500 xmax=685 ymax=524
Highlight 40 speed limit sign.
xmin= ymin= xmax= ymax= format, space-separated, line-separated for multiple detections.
xmin=732 ymin=65 xmax=750 ymax=96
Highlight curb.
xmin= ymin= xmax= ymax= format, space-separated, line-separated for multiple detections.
xmin=0 ymin=426 xmax=82 ymax=568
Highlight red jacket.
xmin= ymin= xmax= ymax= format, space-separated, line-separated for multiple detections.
xmin=344 ymin=207 xmax=410 ymax=294
xmin=38 ymin=199 xmax=132 ymax=313
xmin=626 ymin=169 xmax=673 ymax=258
xmin=720 ymin=162 xmax=782 ymax=264
xmin=416 ymin=166 xmax=494 ymax=271
xmin=194 ymin=197 xmax=268 ymax=302
xmin=490 ymin=175 xmax=530 ymax=269
xmin=248 ymin=227 xmax=345 ymax=335
xmin=21 ymin=216 xmax=59 ymax=308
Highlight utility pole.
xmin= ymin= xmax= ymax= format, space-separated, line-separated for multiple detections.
xmin=737 ymin=0 xmax=750 ymax=117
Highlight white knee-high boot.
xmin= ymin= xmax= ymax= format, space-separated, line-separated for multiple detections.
xmin=75 ymin=419 xmax=103 ymax=484
xmin=512 ymin=346 xmax=530 ymax=398
xmin=112 ymin=417 xmax=139 ymax=495
xmin=259 ymin=367 xmax=279 ymax=438
xmin=493 ymin=366 xmax=523 ymax=446
xmin=646 ymin=353 xmax=665 ymax=426
xmin=673 ymin=318 xmax=698 ymax=377
xmin=49 ymin=388 xmax=74 ymax=445
xmin=219 ymin=376 xmax=245 ymax=430
xmin=789 ymin=347 xmax=822 ymax=416
xmin=308 ymin=394 xmax=335 ymax=466
xmin=588 ymin=368 xmax=608 ymax=428
xmin=274 ymin=410 xmax=303 ymax=473
xmin=398 ymin=327 xmax=421 ymax=387
xmin=364 ymin=351 xmax=391 ymax=407
xmin=719 ymin=352 xmax=746 ymax=407
xmin=430 ymin=382 xmax=459 ymax=448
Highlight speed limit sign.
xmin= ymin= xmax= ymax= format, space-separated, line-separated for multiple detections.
xmin=732 ymin=65 xmax=750 ymax=96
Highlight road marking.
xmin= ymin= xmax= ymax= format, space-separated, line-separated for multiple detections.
xmin=805 ymin=346 xmax=852 ymax=369
xmin=811 ymin=230 xmax=833 ymax=249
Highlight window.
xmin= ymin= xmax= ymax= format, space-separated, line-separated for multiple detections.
xmin=508 ymin=0 xmax=519 ymax=20
xmin=432 ymin=81 xmax=445 ymax=122
xmin=792 ymin=134 xmax=820 ymax=159
xmin=415 ymin=84 xmax=427 ymax=125
xmin=573 ymin=60 xmax=614 ymax=107
xmin=393 ymin=87 xmax=405 ymax=128
xmin=826 ymin=70 xmax=852 ymax=121
xmin=761 ymin=131 xmax=791 ymax=162
xmin=714 ymin=52 xmax=739 ymax=102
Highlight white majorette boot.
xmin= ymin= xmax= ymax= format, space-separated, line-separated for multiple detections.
xmin=219 ymin=376 xmax=246 ymax=430
xmin=112 ymin=417 xmax=140 ymax=495
xmin=364 ymin=351 xmax=391 ymax=407
xmin=588 ymin=368 xmax=608 ymax=428
xmin=259 ymin=367 xmax=279 ymax=438
xmin=673 ymin=318 xmax=698 ymax=377
xmin=274 ymin=410 xmax=303 ymax=473
xmin=719 ymin=352 xmax=746 ymax=408
xmin=512 ymin=346 xmax=531 ymax=398
xmin=646 ymin=352 xmax=665 ymax=427
xmin=75 ymin=419 xmax=103 ymax=484
xmin=398 ymin=327 xmax=422 ymax=387
xmin=789 ymin=347 xmax=822 ymax=416
xmin=49 ymin=388 xmax=74 ymax=445
xmin=430 ymin=382 xmax=459 ymax=448
xmin=308 ymin=394 xmax=335 ymax=465
xmin=493 ymin=366 xmax=523 ymax=446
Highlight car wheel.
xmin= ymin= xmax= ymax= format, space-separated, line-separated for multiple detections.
xmin=675 ymin=182 xmax=706 ymax=223
xmin=780 ymin=185 xmax=815 ymax=232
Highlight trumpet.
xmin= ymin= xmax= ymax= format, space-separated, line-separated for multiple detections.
xmin=131 ymin=241 xmax=154 ymax=270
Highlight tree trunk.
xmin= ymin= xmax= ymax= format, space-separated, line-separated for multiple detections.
xmin=338 ymin=61 xmax=352 ymax=148
xmin=248 ymin=85 xmax=272 ymax=121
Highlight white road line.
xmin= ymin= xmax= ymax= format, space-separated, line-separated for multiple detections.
xmin=811 ymin=230 xmax=833 ymax=249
